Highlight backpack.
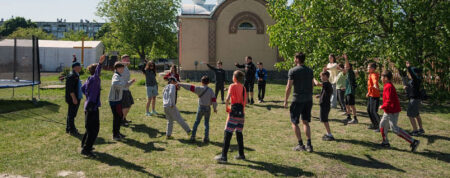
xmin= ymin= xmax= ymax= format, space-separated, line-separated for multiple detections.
xmin=230 ymin=85 xmax=246 ymax=118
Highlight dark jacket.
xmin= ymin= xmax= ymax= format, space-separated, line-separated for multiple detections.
xmin=407 ymin=66 xmax=422 ymax=99
xmin=65 ymin=71 xmax=80 ymax=103
xmin=207 ymin=64 xmax=226 ymax=86
xmin=236 ymin=62 xmax=256 ymax=82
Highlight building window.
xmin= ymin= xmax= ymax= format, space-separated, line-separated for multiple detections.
xmin=238 ymin=22 xmax=255 ymax=30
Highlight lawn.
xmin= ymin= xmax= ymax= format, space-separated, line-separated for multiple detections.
xmin=0 ymin=70 xmax=449 ymax=177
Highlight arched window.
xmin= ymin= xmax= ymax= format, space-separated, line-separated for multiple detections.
xmin=238 ymin=22 xmax=256 ymax=30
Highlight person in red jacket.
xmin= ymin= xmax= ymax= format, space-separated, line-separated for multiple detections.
xmin=163 ymin=65 xmax=180 ymax=82
xmin=379 ymin=70 xmax=420 ymax=152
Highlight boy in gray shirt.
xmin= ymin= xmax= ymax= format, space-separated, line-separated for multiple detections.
xmin=163 ymin=77 xmax=191 ymax=139
xmin=179 ymin=76 xmax=218 ymax=143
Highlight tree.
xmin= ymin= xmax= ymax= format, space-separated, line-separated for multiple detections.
xmin=61 ymin=30 xmax=93 ymax=41
xmin=97 ymin=0 xmax=179 ymax=60
xmin=8 ymin=27 xmax=55 ymax=40
xmin=267 ymin=0 xmax=450 ymax=100
xmin=95 ymin=23 xmax=111 ymax=40
xmin=0 ymin=17 xmax=37 ymax=37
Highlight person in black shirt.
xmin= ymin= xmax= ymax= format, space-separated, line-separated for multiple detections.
xmin=65 ymin=62 xmax=83 ymax=135
xmin=235 ymin=56 xmax=257 ymax=104
xmin=207 ymin=61 xmax=226 ymax=103
xmin=314 ymin=71 xmax=335 ymax=141
xmin=404 ymin=61 xmax=425 ymax=136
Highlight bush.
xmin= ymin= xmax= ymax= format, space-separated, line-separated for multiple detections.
xmin=137 ymin=79 xmax=146 ymax=86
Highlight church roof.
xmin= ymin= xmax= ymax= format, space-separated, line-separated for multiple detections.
xmin=181 ymin=0 xmax=226 ymax=16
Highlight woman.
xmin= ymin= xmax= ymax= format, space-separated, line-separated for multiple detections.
xmin=163 ymin=65 xmax=180 ymax=82
xmin=325 ymin=54 xmax=339 ymax=108
xmin=142 ymin=60 xmax=159 ymax=116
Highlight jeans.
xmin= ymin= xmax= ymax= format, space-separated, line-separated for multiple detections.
xmin=367 ymin=97 xmax=380 ymax=127
xmin=66 ymin=101 xmax=80 ymax=132
xmin=258 ymin=80 xmax=266 ymax=101
xmin=330 ymin=83 xmax=337 ymax=108
xmin=191 ymin=105 xmax=211 ymax=138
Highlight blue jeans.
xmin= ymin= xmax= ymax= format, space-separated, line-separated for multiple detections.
xmin=191 ymin=105 xmax=211 ymax=138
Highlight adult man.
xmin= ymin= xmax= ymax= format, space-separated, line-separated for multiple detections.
xmin=235 ymin=56 xmax=257 ymax=104
xmin=207 ymin=61 xmax=226 ymax=103
xmin=65 ymin=62 xmax=83 ymax=135
xmin=284 ymin=52 xmax=315 ymax=152
xmin=120 ymin=54 xmax=135 ymax=126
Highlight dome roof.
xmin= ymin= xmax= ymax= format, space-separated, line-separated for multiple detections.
xmin=181 ymin=3 xmax=217 ymax=15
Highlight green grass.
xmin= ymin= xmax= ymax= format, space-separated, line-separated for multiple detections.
xmin=0 ymin=71 xmax=449 ymax=177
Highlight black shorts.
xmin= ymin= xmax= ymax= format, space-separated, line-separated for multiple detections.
xmin=121 ymin=90 xmax=134 ymax=108
xmin=290 ymin=101 xmax=313 ymax=124
xmin=345 ymin=94 xmax=355 ymax=105
xmin=244 ymin=80 xmax=255 ymax=92
xmin=320 ymin=104 xmax=331 ymax=122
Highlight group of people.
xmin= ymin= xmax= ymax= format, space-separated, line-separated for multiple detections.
xmin=64 ymin=52 xmax=424 ymax=162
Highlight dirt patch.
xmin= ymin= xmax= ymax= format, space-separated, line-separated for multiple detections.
xmin=0 ymin=174 xmax=29 ymax=178
xmin=57 ymin=171 xmax=85 ymax=178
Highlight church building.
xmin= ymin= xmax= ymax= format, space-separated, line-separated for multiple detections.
xmin=178 ymin=0 xmax=282 ymax=80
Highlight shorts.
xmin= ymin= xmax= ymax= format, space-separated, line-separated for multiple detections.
xmin=345 ymin=94 xmax=355 ymax=105
xmin=320 ymin=104 xmax=331 ymax=122
xmin=146 ymin=85 xmax=158 ymax=98
xmin=407 ymin=99 xmax=421 ymax=117
xmin=290 ymin=100 xmax=313 ymax=124
xmin=121 ymin=90 xmax=134 ymax=108
xmin=225 ymin=116 xmax=245 ymax=133
xmin=244 ymin=80 xmax=255 ymax=92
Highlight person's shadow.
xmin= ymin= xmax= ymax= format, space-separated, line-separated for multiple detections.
xmin=223 ymin=159 xmax=315 ymax=177
xmin=177 ymin=139 xmax=255 ymax=152
xmin=130 ymin=124 xmax=165 ymax=138
xmin=93 ymin=152 xmax=161 ymax=177
xmin=418 ymin=134 xmax=450 ymax=145
xmin=315 ymin=151 xmax=405 ymax=172
xmin=121 ymin=138 xmax=166 ymax=153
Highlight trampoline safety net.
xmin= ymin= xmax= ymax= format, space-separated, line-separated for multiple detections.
xmin=0 ymin=36 xmax=41 ymax=88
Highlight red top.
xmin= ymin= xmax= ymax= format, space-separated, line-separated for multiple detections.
xmin=380 ymin=82 xmax=401 ymax=113
xmin=226 ymin=83 xmax=247 ymax=113
xmin=163 ymin=72 xmax=180 ymax=82
xmin=367 ymin=72 xmax=380 ymax=97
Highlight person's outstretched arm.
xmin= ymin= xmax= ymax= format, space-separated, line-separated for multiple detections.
xmin=206 ymin=63 xmax=218 ymax=71
xmin=235 ymin=63 xmax=245 ymax=68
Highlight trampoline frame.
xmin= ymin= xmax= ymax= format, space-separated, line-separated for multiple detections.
xmin=0 ymin=36 xmax=41 ymax=103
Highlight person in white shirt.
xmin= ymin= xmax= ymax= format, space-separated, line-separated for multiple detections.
xmin=324 ymin=54 xmax=339 ymax=108
xmin=163 ymin=77 xmax=191 ymax=139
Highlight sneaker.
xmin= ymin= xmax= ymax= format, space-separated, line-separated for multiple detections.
xmin=418 ymin=129 xmax=425 ymax=135
xmin=113 ymin=136 xmax=122 ymax=141
xmin=151 ymin=110 xmax=159 ymax=115
xmin=214 ymin=155 xmax=227 ymax=163
xmin=250 ymin=99 xmax=255 ymax=105
xmin=410 ymin=140 xmax=420 ymax=152
xmin=293 ymin=144 xmax=306 ymax=151
xmin=306 ymin=145 xmax=314 ymax=152
xmin=121 ymin=121 xmax=129 ymax=127
xmin=368 ymin=125 xmax=377 ymax=130
xmin=145 ymin=112 xmax=152 ymax=116
xmin=69 ymin=129 xmax=80 ymax=136
xmin=410 ymin=130 xmax=419 ymax=136
xmin=322 ymin=134 xmax=335 ymax=141
xmin=347 ymin=119 xmax=358 ymax=124
xmin=81 ymin=150 xmax=97 ymax=158
xmin=343 ymin=117 xmax=351 ymax=123
xmin=380 ymin=142 xmax=391 ymax=148
xmin=234 ymin=155 xmax=246 ymax=160
xmin=203 ymin=138 xmax=210 ymax=143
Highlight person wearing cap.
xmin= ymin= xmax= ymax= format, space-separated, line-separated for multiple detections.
xmin=65 ymin=61 xmax=83 ymax=135
xmin=404 ymin=61 xmax=425 ymax=136
xmin=162 ymin=77 xmax=191 ymax=139
xmin=120 ymin=54 xmax=135 ymax=126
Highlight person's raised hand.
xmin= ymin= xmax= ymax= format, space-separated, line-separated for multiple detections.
xmin=342 ymin=53 xmax=348 ymax=60
xmin=406 ymin=61 xmax=410 ymax=67
xmin=99 ymin=55 xmax=106 ymax=64
xmin=234 ymin=62 xmax=238 ymax=66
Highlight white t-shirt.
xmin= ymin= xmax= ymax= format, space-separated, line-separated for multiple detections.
xmin=327 ymin=63 xmax=339 ymax=84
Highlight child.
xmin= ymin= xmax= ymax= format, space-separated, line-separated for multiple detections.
xmin=80 ymin=55 xmax=105 ymax=158
xmin=379 ymin=70 xmax=420 ymax=152
xmin=366 ymin=63 xmax=381 ymax=130
xmin=344 ymin=54 xmax=358 ymax=124
xmin=235 ymin=56 xmax=256 ymax=104
xmin=65 ymin=61 xmax=83 ymax=135
xmin=314 ymin=71 xmax=335 ymax=141
xmin=142 ymin=60 xmax=158 ymax=116
xmin=215 ymin=70 xmax=247 ymax=163
xmin=335 ymin=63 xmax=347 ymax=113
xmin=255 ymin=62 xmax=268 ymax=103
xmin=109 ymin=62 xmax=135 ymax=141
xmin=163 ymin=65 xmax=180 ymax=82
xmin=163 ymin=77 xmax=191 ymax=139
xmin=207 ymin=61 xmax=226 ymax=103
xmin=179 ymin=76 xmax=218 ymax=143
xmin=404 ymin=61 xmax=425 ymax=136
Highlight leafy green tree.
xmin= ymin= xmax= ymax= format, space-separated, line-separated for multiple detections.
xmin=0 ymin=17 xmax=37 ymax=37
xmin=61 ymin=30 xmax=93 ymax=41
xmin=95 ymin=23 xmax=111 ymax=40
xmin=267 ymin=0 xmax=450 ymax=100
xmin=7 ymin=27 xmax=55 ymax=40
xmin=97 ymin=0 xmax=179 ymax=60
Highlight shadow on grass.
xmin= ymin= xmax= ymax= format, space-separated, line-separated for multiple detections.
xmin=94 ymin=152 xmax=161 ymax=177
xmin=224 ymin=159 xmax=315 ymax=177
xmin=0 ymin=100 xmax=59 ymax=114
xmin=315 ymin=151 xmax=405 ymax=172
xmin=177 ymin=139 xmax=255 ymax=152
xmin=336 ymin=138 xmax=450 ymax=163
xmin=253 ymin=103 xmax=284 ymax=110
xmin=179 ymin=110 xmax=196 ymax=115
xmin=130 ymin=124 xmax=165 ymax=138
xmin=73 ymin=134 xmax=115 ymax=146
xmin=418 ymin=134 xmax=450 ymax=145
xmin=121 ymin=138 xmax=166 ymax=153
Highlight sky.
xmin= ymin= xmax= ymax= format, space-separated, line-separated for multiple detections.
xmin=0 ymin=0 xmax=291 ymax=23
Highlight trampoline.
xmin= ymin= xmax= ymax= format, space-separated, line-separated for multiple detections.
xmin=0 ymin=36 xmax=41 ymax=102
